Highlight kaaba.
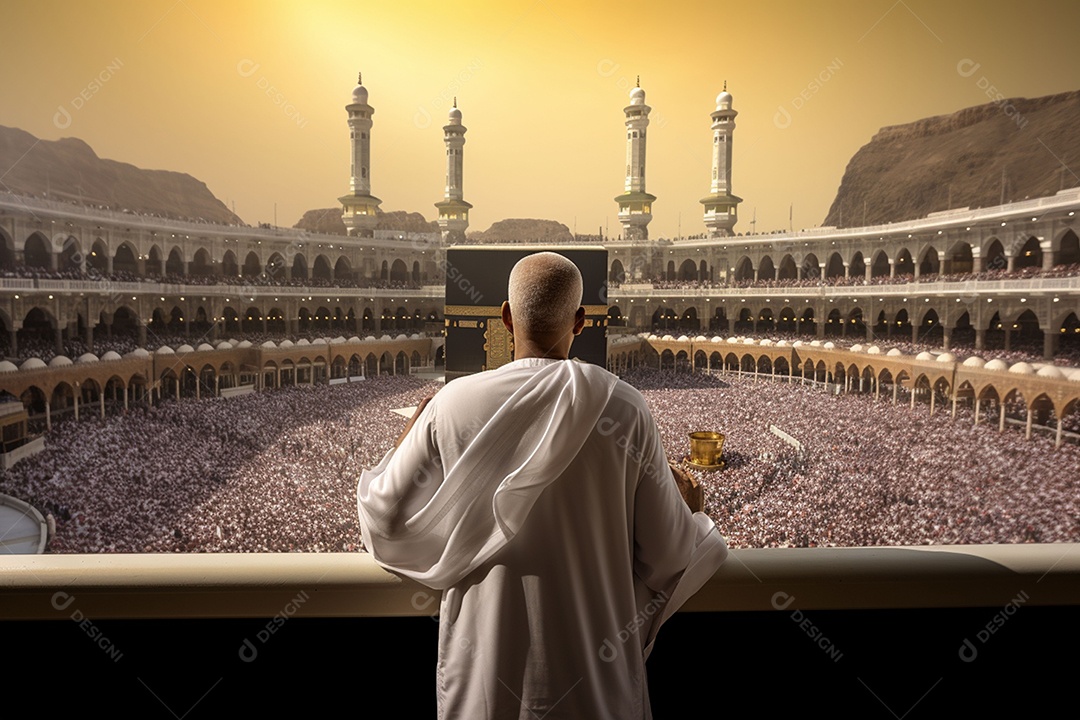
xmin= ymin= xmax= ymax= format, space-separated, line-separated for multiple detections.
xmin=444 ymin=246 xmax=609 ymax=380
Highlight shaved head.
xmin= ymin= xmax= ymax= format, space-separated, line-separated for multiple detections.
xmin=507 ymin=252 xmax=583 ymax=337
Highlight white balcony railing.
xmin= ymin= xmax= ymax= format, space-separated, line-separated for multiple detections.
xmin=1 ymin=545 xmax=1077 ymax=620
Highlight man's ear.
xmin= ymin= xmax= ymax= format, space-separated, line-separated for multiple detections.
xmin=501 ymin=301 xmax=513 ymax=333
xmin=572 ymin=306 xmax=586 ymax=335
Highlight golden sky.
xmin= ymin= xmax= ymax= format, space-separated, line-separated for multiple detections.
xmin=2 ymin=0 xmax=1079 ymax=237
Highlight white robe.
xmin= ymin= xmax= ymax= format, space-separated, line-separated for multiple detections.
xmin=358 ymin=357 xmax=728 ymax=719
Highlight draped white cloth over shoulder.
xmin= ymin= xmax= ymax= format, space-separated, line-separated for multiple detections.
xmin=357 ymin=358 xmax=620 ymax=590
xmin=357 ymin=357 xmax=728 ymax=719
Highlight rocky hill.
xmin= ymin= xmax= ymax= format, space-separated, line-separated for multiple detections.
xmin=467 ymin=218 xmax=574 ymax=244
xmin=292 ymin=208 xmax=439 ymax=235
xmin=0 ymin=125 xmax=241 ymax=224
xmin=825 ymin=89 xmax=1080 ymax=227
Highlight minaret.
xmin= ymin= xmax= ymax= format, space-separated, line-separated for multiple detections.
xmin=435 ymin=99 xmax=472 ymax=244
xmin=614 ymin=77 xmax=656 ymax=241
xmin=340 ymin=72 xmax=382 ymax=237
xmin=700 ymin=82 xmax=742 ymax=237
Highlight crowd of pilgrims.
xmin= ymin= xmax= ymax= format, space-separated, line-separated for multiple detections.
xmin=1 ymin=362 xmax=1077 ymax=553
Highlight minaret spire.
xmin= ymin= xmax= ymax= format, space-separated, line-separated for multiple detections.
xmin=700 ymin=84 xmax=742 ymax=237
xmin=340 ymin=72 xmax=382 ymax=237
xmin=435 ymin=101 xmax=472 ymax=243
xmin=613 ymin=79 xmax=656 ymax=242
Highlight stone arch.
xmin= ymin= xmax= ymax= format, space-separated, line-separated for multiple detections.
xmin=166 ymin=246 xmax=185 ymax=276
xmin=0 ymin=226 xmax=15 ymax=271
xmin=758 ymin=255 xmax=776 ymax=281
xmin=1056 ymin=228 xmax=1080 ymax=265
xmin=145 ymin=244 xmax=163 ymax=276
xmin=313 ymin=254 xmax=333 ymax=281
xmin=390 ymin=259 xmax=408 ymax=283
xmin=778 ymin=254 xmax=798 ymax=280
xmin=221 ymin=249 xmax=238 ymax=277
xmin=1015 ymin=236 xmax=1041 ymax=270
xmin=894 ymin=248 xmax=914 ymax=276
xmin=23 ymin=232 xmax=51 ymax=268
xmin=734 ymin=256 xmax=754 ymax=282
xmin=242 ymin=251 xmax=261 ymax=277
xmin=824 ymin=251 xmax=844 ymax=279
xmin=335 ymin=255 xmax=353 ymax=282
xmin=870 ymin=249 xmax=890 ymax=277
xmin=983 ymin=238 xmax=1006 ymax=272
xmin=849 ymin=251 xmax=866 ymax=279
xmin=191 ymin=247 xmax=213 ymax=276
xmin=291 ymin=252 xmax=308 ymax=281
xmin=918 ymin=244 xmax=940 ymax=276
xmin=609 ymin=258 xmax=625 ymax=283
xmin=945 ymin=240 xmax=974 ymax=275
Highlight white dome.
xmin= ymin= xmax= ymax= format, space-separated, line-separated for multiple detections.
xmin=348 ymin=336 xmax=361 ymax=343
xmin=19 ymin=358 xmax=46 ymax=371
xmin=396 ymin=334 xmax=409 ymax=341
xmin=215 ymin=341 xmax=233 ymax=350
xmin=380 ymin=335 xmax=392 ymax=341
xmin=711 ymin=336 xmax=723 ymax=343
xmin=915 ymin=351 xmax=934 ymax=361
xmin=197 ymin=343 xmax=214 ymax=352
xmin=742 ymin=338 xmax=756 ymax=345
xmin=448 ymin=105 xmax=462 ymax=123
xmin=886 ymin=348 xmax=903 ymax=356
xmin=727 ymin=337 xmax=738 ymax=343
xmin=716 ymin=90 xmax=733 ymax=109
xmin=629 ymin=85 xmax=646 ymax=104
xmin=351 ymin=74 xmax=368 ymax=104
xmin=365 ymin=336 xmax=377 ymax=342
xmin=936 ymin=352 xmax=957 ymax=363
xmin=296 ymin=339 xmax=310 ymax=346
xmin=677 ymin=335 xmax=690 ymax=342
xmin=1069 ymin=369 xmax=1080 ymax=382
xmin=411 ymin=333 xmax=422 ymax=340
xmin=76 ymin=353 xmax=99 ymax=364
xmin=866 ymin=346 xmax=881 ymax=355
xmin=0 ymin=360 xmax=17 ymax=373
xmin=792 ymin=341 xmax=803 ymax=347
xmin=962 ymin=356 xmax=986 ymax=368
xmin=332 ymin=336 xmax=347 ymax=344
xmin=48 ymin=355 xmax=72 ymax=367
xmin=850 ymin=344 xmax=864 ymax=353
xmin=984 ymin=359 xmax=1008 ymax=371
xmin=759 ymin=339 xmax=773 ymax=346
xmin=118 ymin=349 xmax=142 ymax=359
xmin=776 ymin=340 xmax=789 ymax=347
xmin=279 ymin=340 xmax=294 ymax=348
xmin=1008 ymin=362 xmax=1035 ymax=375
xmin=1037 ymin=365 xmax=1065 ymax=379
xmin=823 ymin=342 xmax=836 ymax=350
xmin=155 ymin=346 xmax=175 ymax=355
xmin=810 ymin=340 xmax=822 ymax=347
xmin=261 ymin=341 xmax=277 ymax=349
xmin=694 ymin=336 xmax=708 ymax=342
xmin=662 ymin=335 xmax=675 ymax=341
xmin=176 ymin=344 xmax=195 ymax=354
xmin=237 ymin=340 xmax=253 ymax=348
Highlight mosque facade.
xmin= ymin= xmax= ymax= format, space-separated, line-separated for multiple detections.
xmin=0 ymin=73 xmax=1076 ymax=436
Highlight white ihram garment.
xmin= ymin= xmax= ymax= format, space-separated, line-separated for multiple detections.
xmin=358 ymin=357 xmax=728 ymax=719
